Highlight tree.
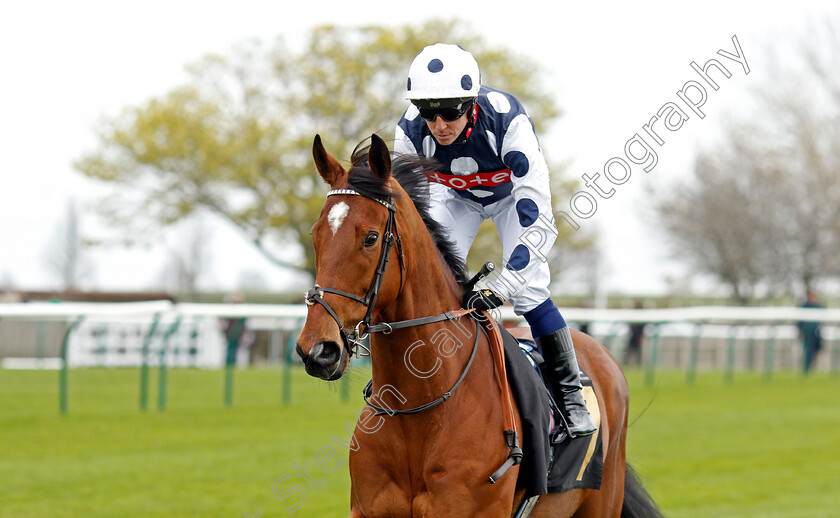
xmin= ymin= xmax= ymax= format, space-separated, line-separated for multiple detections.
xmin=237 ymin=269 xmax=270 ymax=292
xmin=650 ymin=17 xmax=840 ymax=301
xmin=76 ymin=19 xmax=585 ymax=281
xmin=651 ymin=148 xmax=779 ymax=303
xmin=159 ymin=215 xmax=213 ymax=300
xmin=755 ymin=19 xmax=840 ymax=295
xmin=43 ymin=199 xmax=94 ymax=291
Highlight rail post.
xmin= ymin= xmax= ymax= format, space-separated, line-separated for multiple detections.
xmin=645 ymin=323 xmax=661 ymax=387
xmin=686 ymin=322 xmax=704 ymax=386
xmin=139 ymin=314 xmax=162 ymax=412
xmin=59 ymin=316 xmax=85 ymax=415
xmin=725 ymin=325 xmax=738 ymax=384
xmin=746 ymin=324 xmax=756 ymax=371
xmin=283 ymin=320 xmax=303 ymax=405
xmin=157 ymin=317 xmax=182 ymax=411
xmin=763 ymin=325 xmax=777 ymax=381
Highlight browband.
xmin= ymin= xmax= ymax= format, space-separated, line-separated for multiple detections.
xmin=327 ymin=189 xmax=395 ymax=211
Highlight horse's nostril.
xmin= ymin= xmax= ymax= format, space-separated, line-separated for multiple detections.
xmin=310 ymin=340 xmax=342 ymax=367
xmin=295 ymin=343 xmax=308 ymax=364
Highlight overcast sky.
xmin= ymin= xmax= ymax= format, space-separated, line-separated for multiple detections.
xmin=2 ymin=1 xmax=837 ymax=298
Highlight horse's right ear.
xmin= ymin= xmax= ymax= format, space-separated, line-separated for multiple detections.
xmin=312 ymin=134 xmax=347 ymax=187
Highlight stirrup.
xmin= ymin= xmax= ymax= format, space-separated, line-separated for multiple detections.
xmin=550 ymin=405 xmax=596 ymax=444
xmin=550 ymin=414 xmax=570 ymax=444
xmin=551 ymin=414 xmax=595 ymax=444
xmin=563 ymin=391 xmax=597 ymax=438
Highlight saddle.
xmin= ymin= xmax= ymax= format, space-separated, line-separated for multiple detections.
xmin=492 ymin=322 xmax=604 ymax=497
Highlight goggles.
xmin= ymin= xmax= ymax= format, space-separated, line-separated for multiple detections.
xmin=417 ymin=100 xmax=474 ymax=122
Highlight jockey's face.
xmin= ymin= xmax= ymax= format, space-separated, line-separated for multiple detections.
xmin=425 ymin=112 xmax=469 ymax=146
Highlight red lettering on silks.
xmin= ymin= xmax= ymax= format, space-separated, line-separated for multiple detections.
xmin=425 ymin=169 xmax=512 ymax=190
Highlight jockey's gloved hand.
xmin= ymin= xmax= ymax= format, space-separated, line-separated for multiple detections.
xmin=463 ymin=288 xmax=506 ymax=311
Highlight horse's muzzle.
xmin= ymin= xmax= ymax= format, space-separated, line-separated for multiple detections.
xmin=296 ymin=340 xmax=346 ymax=380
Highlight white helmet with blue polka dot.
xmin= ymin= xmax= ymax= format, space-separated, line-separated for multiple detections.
xmin=406 ymin=43 xmax=480 ymax=106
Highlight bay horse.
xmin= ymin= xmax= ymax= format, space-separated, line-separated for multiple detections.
xmin=296 ymin=133 xmax=661 ymax=517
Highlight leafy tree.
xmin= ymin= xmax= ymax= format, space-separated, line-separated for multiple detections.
xmin=76 ymin=19 xmax=585 ymax=281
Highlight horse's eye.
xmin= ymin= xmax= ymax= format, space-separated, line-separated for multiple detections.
xmin=363 ymin=232 xmax=379 ymax=247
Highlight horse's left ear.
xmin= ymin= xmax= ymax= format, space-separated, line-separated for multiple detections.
xmin=313 ymin=134 xmax=347 ymax=187
xmin=368 ymin=134 xmax=392 ymax=180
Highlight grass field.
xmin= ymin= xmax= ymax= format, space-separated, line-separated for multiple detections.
xmin=1 ymin=366 xmax=838 ymax=517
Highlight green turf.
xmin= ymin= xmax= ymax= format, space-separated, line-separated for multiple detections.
xmin=625 ymin=370 xmax=840 ymax=518
xmin=1 ymin=366 xmax=838 ymax=517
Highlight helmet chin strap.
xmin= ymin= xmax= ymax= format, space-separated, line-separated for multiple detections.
xmin=454 ymin=102 xmax=478 ymax=144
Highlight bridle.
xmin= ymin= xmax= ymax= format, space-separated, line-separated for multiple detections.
xmin=303 ymin=186 xmax=481 ymax=406
xmin=303 ymin=184 xmax=521 ymax=482
xmin=304 ymin=188 xmax=405 ymax=356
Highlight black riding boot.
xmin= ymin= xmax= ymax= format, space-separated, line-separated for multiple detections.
xmin=537 ymin=326 xmax=597 ymax=441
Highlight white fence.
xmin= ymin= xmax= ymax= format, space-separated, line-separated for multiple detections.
xmin=0 ymin=301 xmax=307 ymax=369
xmin=1 ymin=301 xmax=838 ymax=372
xmin=3 ymin=301 xmax=838 ymax=414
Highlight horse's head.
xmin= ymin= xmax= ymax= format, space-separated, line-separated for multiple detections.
xmin=296 ymin=134 xmax=405 ymax=380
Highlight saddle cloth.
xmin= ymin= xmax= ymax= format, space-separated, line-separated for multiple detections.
xmin=497 ymin=324 xmax=604 ymax=496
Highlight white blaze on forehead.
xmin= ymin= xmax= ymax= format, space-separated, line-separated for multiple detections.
xmin=327 ymin=201 xmax=350 ymax=235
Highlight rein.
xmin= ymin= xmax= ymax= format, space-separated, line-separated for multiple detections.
xmin=364 ymin=317 xmax=480 ymax=416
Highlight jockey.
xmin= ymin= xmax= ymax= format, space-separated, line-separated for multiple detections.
xmin=394 ymin=43 xmax=596 ymax=440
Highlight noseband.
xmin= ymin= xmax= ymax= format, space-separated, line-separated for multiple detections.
xmin=305 ymin=188 xmax=405 ymax=356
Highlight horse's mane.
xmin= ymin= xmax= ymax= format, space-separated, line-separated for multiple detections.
xmin=346 ymin=141 xmax=468 ymax=288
